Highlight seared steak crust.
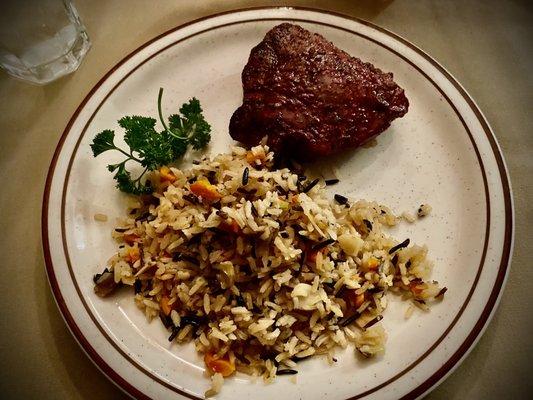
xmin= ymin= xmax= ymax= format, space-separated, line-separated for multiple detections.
xmin=230 ymin=23 xmax=409 ymax=160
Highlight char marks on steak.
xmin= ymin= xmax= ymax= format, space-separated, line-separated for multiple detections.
xmin=229 ymin=23 xmax=409 ymax=160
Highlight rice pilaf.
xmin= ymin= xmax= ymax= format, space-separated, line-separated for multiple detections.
xmin=94 ymin=144 xmax=445 ymax=396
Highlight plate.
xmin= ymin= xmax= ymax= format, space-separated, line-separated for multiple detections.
xmin=42 ymin=7 xmax=513 ymax=400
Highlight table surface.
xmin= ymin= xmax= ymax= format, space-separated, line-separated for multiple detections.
xmin=0 ymin=1 xmax=531 ymax=399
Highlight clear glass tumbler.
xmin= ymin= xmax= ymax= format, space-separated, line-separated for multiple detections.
xmin=0 ymin=0 xmax=91 ymax=84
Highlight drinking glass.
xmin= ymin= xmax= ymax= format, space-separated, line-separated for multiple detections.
xmin=0 ymin=0 xmax=91 ymax=84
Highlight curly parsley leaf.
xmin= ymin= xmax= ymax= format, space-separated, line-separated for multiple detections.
xmin=90 ymin=130 xmax=116 ymax=157
xmin=168 ymin=114 xmax=182 ymax=130
xmin=114 ymin=163 xmax=152 ymax=195
xmin=167 ymin=98 xmax=211 ymax=150
xmin=182 ymin=98 xmax=211 ymax=150
xmin=167 ymin=131 xmax=188 ymax=159
xmin=90 ymin=88 xmax=211 ymax=195
xmin=119 ymin=116 xmax=157 ymax=150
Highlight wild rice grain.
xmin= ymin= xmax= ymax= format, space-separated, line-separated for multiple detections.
xmin=277 ymin=369 xmax=298 ymax=375
xmin=388 ymin=238 xmax=410 ymax=254
xmin=363 ymin=315 xmax=383 ymax=329
xmin=302 ymin=178 xmax=320 ymax=193
xmin=182 ymin=255 xmax=199 ymax=265
xmin=339 ymin=312 xmax=361 ymax=327
xmin=134 ymin=279 xmax=142 ymax=294
xmin=168 ymin=327 xmax=181 ymax=342
xmin=312 ymin=238 xmax=336 ymax=251
xmin=334 ymin=194 xmax=349 ymax=205
xmin=181 ymin=315 xmax=203 ymax=327
xmin=242 ymin=167 xmax=250 ymax=185
xmin=93 ymin=268 xmax=110 ymax=284
xmin=160 ymin=313 xmax=172 ymax=329
xmin=182 ymin=194 xmax=198 ymax=204
xmin=435 ymin=287 xmax=448 ymax=299
xmin=251 ymin=203 xmax=259 ymax=217
xmin=135 ymin=212 xmax=156 ymax=222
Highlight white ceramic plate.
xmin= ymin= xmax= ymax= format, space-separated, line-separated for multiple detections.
xmin=42 ymin=7 xmax=513 ymax=400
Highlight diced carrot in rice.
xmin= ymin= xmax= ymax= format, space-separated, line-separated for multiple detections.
xmin=190 ymin=179 xmax=222 ymax=201
xmin=204 ymin=352 xmax=235 ymax=377
xmin=159 ymin=166 xmax=176 ymax=183
xmin=409 ymin=281 xmax=426 ymax=296
xmin=123 ymin=233 xmax=139 ymax=245
xmin=365 ymin=257 xmax=380 ymax=271
xmin=160 ymin=295 xmax=173 ymax=316
xmin=124 ymin=246 xmax=140 ymax=263
xmin=245 ymin=150 xmax=267 ymax=167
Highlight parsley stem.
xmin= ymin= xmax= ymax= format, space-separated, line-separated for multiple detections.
xmin=133 ymin=167 xmax=149 ymax=183
xmin=168 ymin=130 xmax=188 ymax=140
xmin=159 ymin=87 xmax=189 ymax=141
xmin=158 ymin=87 xmax=170 ymax=134
xmin=115 ymin=147 xmax=142 ymax=163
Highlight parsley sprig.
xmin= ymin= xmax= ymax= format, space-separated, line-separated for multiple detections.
xmin=90 ymin=88 xmax=211 ymax=195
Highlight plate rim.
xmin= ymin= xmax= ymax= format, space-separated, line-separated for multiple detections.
xmin=41 ymin=6 xmax=514 ymax=400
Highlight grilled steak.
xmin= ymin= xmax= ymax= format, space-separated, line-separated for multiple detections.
xmin=229 ymin=23 xmax=409 ymax=160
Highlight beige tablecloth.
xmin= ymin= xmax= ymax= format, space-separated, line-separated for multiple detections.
xmin=0 ymin=1 xmax=531 ymax=399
